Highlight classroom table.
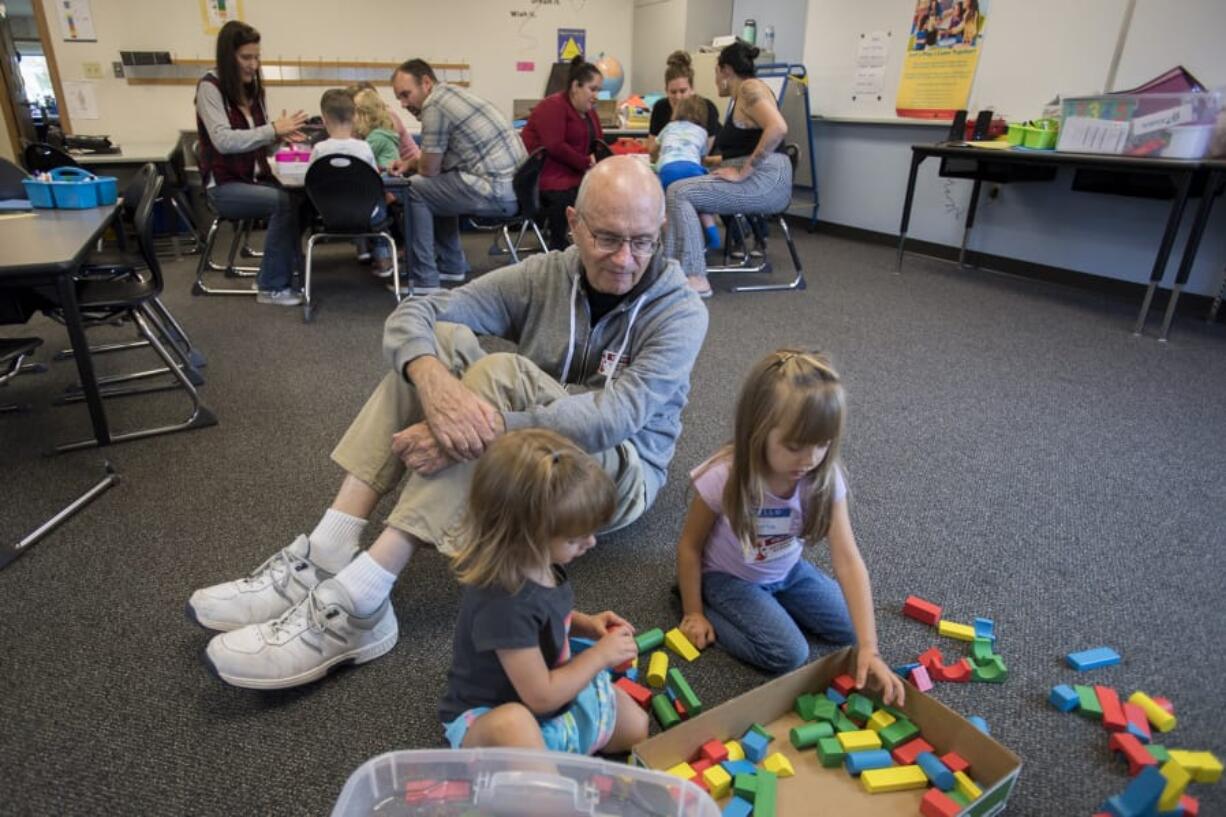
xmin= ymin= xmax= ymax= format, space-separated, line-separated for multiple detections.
xmin=895 ymin=144 xmax=1221 ymax=340
xmin=0 ymin=205 xmax=120 ymax=450
xmin=76 ymin=140 xmax=189 ymax=256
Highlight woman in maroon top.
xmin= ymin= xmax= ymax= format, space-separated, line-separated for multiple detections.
xmin=521 ymin=56 xmax=604 ymax=251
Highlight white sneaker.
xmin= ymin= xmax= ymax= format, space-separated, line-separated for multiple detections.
xmin=186 ymin=535 xmax=336 ymax=632
xmin=203 ymin=579 xmax=398 ymax=689
xmin=438 ymin=271 xmax=467 ymax=283
xmin=256 ymin=288 xmax=304 ymax=306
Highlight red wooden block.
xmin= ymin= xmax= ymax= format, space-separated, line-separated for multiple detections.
xmin=1108 ymin=731 xmax=1158 ymax=776
xmin=920 ymin=787 xmax=961 ymax=817
xmin=1123 ymin=703 xmax=1152 ymax=742
xmin=832 ymin=673 xmax=857 ymax=696
xmin=1179 ymin=794 xmax=1199 ymax=816
xmin=903 ymin=595 xmax=943 ymax=626
xmin=940 ymin=751 xmax=970 ymax=774
xmin=918 ymin=647 xmax=945 ymax=671
xmin=892 ymin=737 xmax=936 ymax=765
xmin=593 ymin=775 xmax=614 ymax=798
xmin=428 ymin=781 xmax=471 ymax=802
xmin=699 ymin=739 xmax=729 ymax=765
xmin=689 ymin=758 xmax=712 ymax=775
xmin=614 ymin=677 xmax=652 ymax=710
xmin=933 ymin=658 xmax=972 ymax=683
xmin=1152 ymin=696 xmax=1175 ymax=716
xmin=1096 ymin=685 xmax=1127 ymax=732
xmin=674 ymin=698 xmax=688 ymax=719
xmin=405 ymin=780 xmax=438 ymax=804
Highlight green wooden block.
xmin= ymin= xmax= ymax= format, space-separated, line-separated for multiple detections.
xmin=812 ymin=698 xmax=838 ymax=723
xmin=881 ymin=704 xmax=908 ymax=720
xmin=970 ymin=637 xmax=996 ymax=665
xmin=750 ymin=722 xmax=774 ymax=743
xmin=878 ymin=718 xmax=921 ymax=749
xmin=733 ymin=772 xmax=757 ymax=802
xmin=845 ymin=693 xmax=875 ymax=725
xmin=794 ymin=693 xmax=820 ymax=721
xmin=1147 ymin=744 xmax=1170 ymax=763
xmin=835 ymin=711 xmax=860 ymax=733
xmin=971 ymin=655 xmax=1008 ymax=683
xmin=755 ymin=770 xmax=778 ymax=817
xmin=817 ymin=736 xmax=846 ymax=768
xmin=948 ymin=789 xmax=971 ymax=807
xmin=789 ymin=721 xmax=834 ymax=749
xmin=665 ymin=668 xmax=702 ymax=715
xmin=650 ymin=694 xmax=680 ymax=729
xmin=1075 ymin=685 xmax=1102 ymax=720
xmin=634 ymin=628 xmax=664 ymax=653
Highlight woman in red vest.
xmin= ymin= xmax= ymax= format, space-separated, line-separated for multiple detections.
xmin=520 ymin=56 xmax=604 ymax=251
xmin=195 ymin=21 xmax=308 ymax=306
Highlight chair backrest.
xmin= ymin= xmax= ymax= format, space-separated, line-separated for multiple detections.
xmin=120 ymin=162 xmax=157 ymax=220
xmin=513 ymin=148 xmax=548 ymax=221
xmin=131 ymin=165 xmax=166 ymax=294
xmin=592 ymin=140 xmax=614 ymax=163
xmin=304 ymin=154 xmax=385 ymax=234
xmin=0 ymin=157 xmax=30 ymax=200
xmin=23 ymin=142 xmax=80 ymax=174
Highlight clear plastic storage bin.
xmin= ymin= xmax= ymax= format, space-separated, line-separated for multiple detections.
xmin=1057 ymin=90 xmax=1224 ymax=158
xmin=331 ymin=749 xmax=720 ymax=817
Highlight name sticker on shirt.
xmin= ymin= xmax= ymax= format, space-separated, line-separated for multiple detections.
xmin=747 ymin=508 xmax=801 ymax=563
xmin=598 ymin=350 xmax=629 ymax=380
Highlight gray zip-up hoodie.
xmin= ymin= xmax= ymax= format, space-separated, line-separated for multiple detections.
xmin=384 ymin=247 xmax=709 ymax=507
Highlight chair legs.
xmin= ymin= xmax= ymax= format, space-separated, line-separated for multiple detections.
xmin=302 ymin=231 xmax=401 ymax=323
xmin=489 ymin=219 xmax=548 ymax=264
xmin=706 ymin=214 xmax=806 ymax=293
xmin=192 ymin=217 xmax=259 ymax=296
xmin=0 ymin=343 xmax=44 ymax=414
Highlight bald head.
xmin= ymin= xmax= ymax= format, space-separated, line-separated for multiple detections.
xmin=575 ymin=156 xmax=665 ymax=223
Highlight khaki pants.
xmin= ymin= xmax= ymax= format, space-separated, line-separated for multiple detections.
xmin=331 ymin=323 xmax=648 ymax=555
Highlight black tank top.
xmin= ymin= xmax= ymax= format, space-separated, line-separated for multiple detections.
xmin=715 ymin=100 xmax=763 ymax=159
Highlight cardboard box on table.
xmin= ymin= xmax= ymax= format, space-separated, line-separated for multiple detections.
xmin=632 ymin=647 xmax=1022 ymax=817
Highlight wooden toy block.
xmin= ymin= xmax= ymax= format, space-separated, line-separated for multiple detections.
xmin=666 ymin=668 xmax=702 ymax=715
xmin=624 ymin=667 xmax=639 ymax=683
xmin=721 ymin=797 xmax=752 ymax=817
xmin=665 ymin=761 xmax=696 ymax=780
xmin=789 ymin=721 xmax=834 ymax=749
xmin=614 ymin=677 xmax=652 ymax=710
xmin=817 ymin=736 xmax=847 ymax=767
xmin=834 ymin=711 xmax=861 ymax=733
xmin=673 ymin=698 xmax=687 ymax=719
xmin=918 ymin=647 xmax=945 ymax=670
xmin=740 ymin=729 xmax=769 ymax=763
xmin=903 ymin=595 xmax=942 ymax=626
xmin=892 ymin=737 xmax=936 ymax=765
xmin=404 ymin=780 xmax=438 ymax=804
xmin=651 ymin=694 xmax=680 ymax=729
xmin=947 ymin=790 xmax=971 ymax=808
xmin=1178 ymin=794 xmax=1199 ymax=817
xmin=920 ymin=788 xmax=963 ymax=817
xmin=894 ymin=662 xmax=921 ymax=677
xmin=1109 ymin=732 xmax=1158 ymax=777
xmin=878 ymin=718 xmax=921 ymax=750
xmin=940 ymin=751 xmax=970 ymax=774
xmin=910 ymin=665 xmax=934 ymax=692
xmin=812 ymin=697 xmax=838 ymax=722
xmin=1123 ymin=703 xmax=1152 ymax=743
xmin=754 ymin=770 xmax=778 ymax=817
xmin=837 ymin=729 xmax=883 ymax=752
xmin=634 ymin=627 xmax=664 ymax=653
xmin=703 ymin=764 xmax=732 ymax=799
xmin=917 ymin=751 xmax=955 ymax=790
xmin=690 ymin=759 xmax=712 ymax=775
xmin=971 ymin=656 xmax=1007 ymax=683
xmin=665 ymin=686 xmax=678 ymax=703
xmin=861 ymin=764 xmax=928 ymax=793
xmin=1101 ymin=765 xmax=1164 ymax=817
xmin=733 ymin=771 xmax=758 ymax=802
xmin=1096 ymin=685 xmax=1127 ymax=732
xmin=1152 ymin=696 xmax=1175 ymax=716
xmin=845 ymin=693 xmax=875 ymax=725
xmin=967 ymin=715 xmax=990 ymax=734
xmin=1167 ymin=750 xmax=1222 ymax=784
xmin=936 ymin=658 xmax=973 ymax=683
xmin=1050 ymin=683 xmax=1080 ymax=712
xmin=867 ymin=709 xmax=897 ymax=733
xmin=970 ymin=637 xmax=995 ymax=664
xmin=1067 ymin=646 xmax=1121 ymax=671
xmin=1157 ymin=759 xmax=1191 ymax=812
xmin=881 ymin=703 xmax=908 ymax=720
xmin=938 ymin=620 xmax=975 ymax=641
xmin=825 ymin=687 xmax=847 ymax=705
xmin=614 ymin=648 xmax=637 ymax=674
xmin=762 ymin=752 xmax=795 ymax=778
xmin=1147 ymin=744 xmax=1171 ymax=763
xmin=570 ymin=637 xmax=596 ymax=655
xmin=953 ymin=770 xmax=982 ymax=801
xmin=973 ymin=617 xmax=995 ymax=640
xmin=832 ymin=673 xmax=857 ymax=696
xmin=723 ymin=740 xmax=745 ymax=761
xmin=664 ymin=628 xmax=700 ymax=662
xmin=794 ymin=692 xmax=820 ymax=721
xmin=845 ymin=748 xmax=894 ymax=776
xmin=749 ymin=723 xmax=774 ymax=743
xmin=699 ymin=739 xmax=729 ymax=765
xmin=646 ymin=651 xmax=669 ymax=688
xmin=1129 ymin=691 xmax=1177 ymax=733
xmin=1076 ymin=685 xmax=1104 ymax=720
xmin=722 ymin=759 xmax=756 ymax=777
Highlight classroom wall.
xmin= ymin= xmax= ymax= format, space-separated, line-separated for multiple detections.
xmin=39 ymin=0 xmax=635 ymax=145
xmin=631 ymin=0 xmax=733 ymax=97
xmin=730 ymin=0 xmax=806 ymax=64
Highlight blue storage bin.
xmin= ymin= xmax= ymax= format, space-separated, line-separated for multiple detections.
xmin=94 ymin=175 xmax=118 ymax=205
xmin=49 ymin=167 xmax=100 ymax=209
xmin=22 ymin=178 xmax=56 ymax=208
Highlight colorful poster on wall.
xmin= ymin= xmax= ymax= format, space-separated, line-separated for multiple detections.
xmin=56 ymin=0 xmax=97 ymax=42
xmin=200 ymin=0 xmax=245 ymax=35
xmin=896 ymin=0 xmax=988 ymax=118
xmin=557 ymin=28 xmax=586 ymax=62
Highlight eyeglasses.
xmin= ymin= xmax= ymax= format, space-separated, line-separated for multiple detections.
xmin=576 ymin=213 xmax=659 ymax=257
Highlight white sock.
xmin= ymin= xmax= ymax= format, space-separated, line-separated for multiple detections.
xmin=308 ymin=509 xmax=366 ymax=572
xmin=335 ymin=552 xmax=398 ymax=616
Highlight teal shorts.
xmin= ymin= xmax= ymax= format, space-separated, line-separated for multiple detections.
xmin=442 ymin=670 xmax=618 ymax=755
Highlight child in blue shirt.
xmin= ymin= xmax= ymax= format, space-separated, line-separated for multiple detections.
xmin=655 ymin=95 xmax=721 ymax=250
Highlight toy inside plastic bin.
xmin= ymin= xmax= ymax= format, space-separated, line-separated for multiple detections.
xmin=1057 ymin=89 xmax=1224 ymax=158
xmin=330 ymin=748 xmax=720 ymax=817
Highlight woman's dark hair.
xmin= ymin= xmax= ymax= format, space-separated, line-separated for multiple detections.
xmin=215 ymin=20 xmax=262 ymax=105
xmin=718 ymin=40 xmax=760 ymax=78
xmin=567 ymin=55 xmax=601 ymax=90
xmin=664 ymin=50 xmax=694 ymax=86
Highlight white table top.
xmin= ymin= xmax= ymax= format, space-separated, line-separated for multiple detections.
xmin=74 ymin=142 xmax=179 ymax=165
xmin=0 ymin=205 xmax=119 ymax=277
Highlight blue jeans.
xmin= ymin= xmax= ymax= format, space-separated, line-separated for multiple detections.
xmin=702 ymin=559 xmax=855 ymax=675
xmin=355 ymin=203 xmax=392 ymax=262
xmin=206 ymin=181 xmax=302 ymax=292
xmin=399 ymin=172 xmax=515 ymax=287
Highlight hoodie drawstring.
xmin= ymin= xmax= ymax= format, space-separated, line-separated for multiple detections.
xmin=604 ymin=293 xmax=646 ymax=392
xmin=559 ymin=272 xmax=580 ymax=384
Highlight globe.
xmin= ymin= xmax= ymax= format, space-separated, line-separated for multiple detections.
xmin=595 ymin=53 xmax=624 ymax=98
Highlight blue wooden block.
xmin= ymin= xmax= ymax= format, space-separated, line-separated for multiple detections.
xmin=1101 ymin=765 xmax=1164 ymax=817
xmin=845 ymin=748 xmax=894 ymax=776
xmin=916 ymin=751 xmax=955 ymax=791
xmin=722 ymin=759 xmax=757 ymax=777
xmin=967 ymin=715 xmax=990 ymax=734
xmin=722 ymin=797 xmax=753 ymax=817
xmin=1125 ymin=721 xmax=1152 ymax=744
xmin=893 ymin=662 xmax=921 ymax=677
xmin=1067 ymin=647 xmax=1121 ymax=671
xmin=1049 ymin=684 xmax=1080 ymax=712
xmin=1156 ymin=806 xmax=1185 ymax=817
xmin=624 ymin=667 xmax=638 ymax=682
xmin=665 ymin=686 xmax=678 ymax=703
xmin=570 ymin=637 xmax=596 ymax=655
xmin=825 ymin=688 xmax=847 ymax=705
xmin=973 ymin=617 xmax=995 ymax=641
xmin=741 ymin=729 xmax=769 ymax=763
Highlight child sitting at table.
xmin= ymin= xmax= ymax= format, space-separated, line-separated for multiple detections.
xmin=352 ymin=88 xmax=401 ymax=172
xmin=654 ymin=95 xmax=721 ymax=250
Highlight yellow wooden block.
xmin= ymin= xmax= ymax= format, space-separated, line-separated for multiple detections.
xmin=1158 ymin=759 xmax=1191 ymax=811
xmin=1128 ymin=691 xmax=1177 ymax=733
xmin=703 ymin=764 xmax=732 ymax=798
xmin=954 ymin=771 xmax=982 ymax=801
xmin=937 ymin=620 xmax=976 ymax=641
xmin=867 ymin=710 xmax=897 ymax=733
xmin=861 ymin=765 xmax=929 ymax=793
xmin=664 ymin=628 xmax=700 ymax=661
xmin=762 ymin=752 xmax=795 ymax=778
xmin=1167 ymin=750 xmax=1222 ymax=783
xmin=666 ymin=762 xmax=696 ymax=781
xmin=723 ymin=740 xmax=745 ymax=761
xmin=836 ymin=730 xmax=883 ymax=752
xmin=646 ymin=651 xmax=669 ymax=688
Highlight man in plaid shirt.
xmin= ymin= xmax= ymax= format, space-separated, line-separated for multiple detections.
xmin=390 ymin=59 xmax=527 ymax=291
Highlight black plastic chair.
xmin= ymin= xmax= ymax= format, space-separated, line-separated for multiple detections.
xmin=191 ymin=140 xmax=261 ymax=297
xmin=0 ymin=337 xmax=45 ymax=414
xmin=23 ymin=142 xmax=80 ymax=174
xmin=472 ymin=147 xmax=549 ymax=264
xmin=0 ymin=157 xmax=30 ymax=199
xmin=302 ymin=153 xmax=400 ymax=322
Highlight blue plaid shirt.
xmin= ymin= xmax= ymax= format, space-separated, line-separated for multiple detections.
xmin=419 ymin=84 xmax=526 ymax=201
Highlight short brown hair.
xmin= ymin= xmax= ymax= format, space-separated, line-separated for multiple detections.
xmin=672 ymin=95 xmax=708 ymax=127
xmin=664 ymin=50 xmax=694 ymax=87
xmin=320 ymin=88 xmax=354 ymax=124
xmin=392 ymin=58 xmax=437 ymax=84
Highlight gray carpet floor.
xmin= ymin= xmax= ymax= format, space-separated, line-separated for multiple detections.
xmin=2 ymin=228 xmax=1224 ymax=817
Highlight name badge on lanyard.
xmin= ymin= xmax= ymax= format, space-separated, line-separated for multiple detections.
xmin=748 ymin=508 xmax=800 ymax=563
xmin=598 ymin=349 xmax=628 ymax=381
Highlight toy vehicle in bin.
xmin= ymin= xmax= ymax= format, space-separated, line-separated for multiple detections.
xmin=22 ymin=167 xmax=119 ymax=209
xmin=330 ymin=748 xmax=719 ymax=817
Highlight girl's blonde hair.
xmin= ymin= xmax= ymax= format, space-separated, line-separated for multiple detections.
xmin=672 ymin=94 xmax=708 ymax=128
xmin=452 ymin=429 xmax=616 ymax=594
xmin=352 ymin=88 xmax=395 ymax=137
xmin=718 ymin=349 xmax=846 ymax=551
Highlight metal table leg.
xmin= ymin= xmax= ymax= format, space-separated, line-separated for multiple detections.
xmin=896 ymin=152 xmax=927 ymax=271
xmin=959 ymin=179 xmax=983 ymax=268
xmin=55 ymin=271 xmax=111 ymax=449
xmin=1133 ymin=169 xmax=1194 ymax=336
xmin=1159 ymin=168 xmax=1223 ymax=342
